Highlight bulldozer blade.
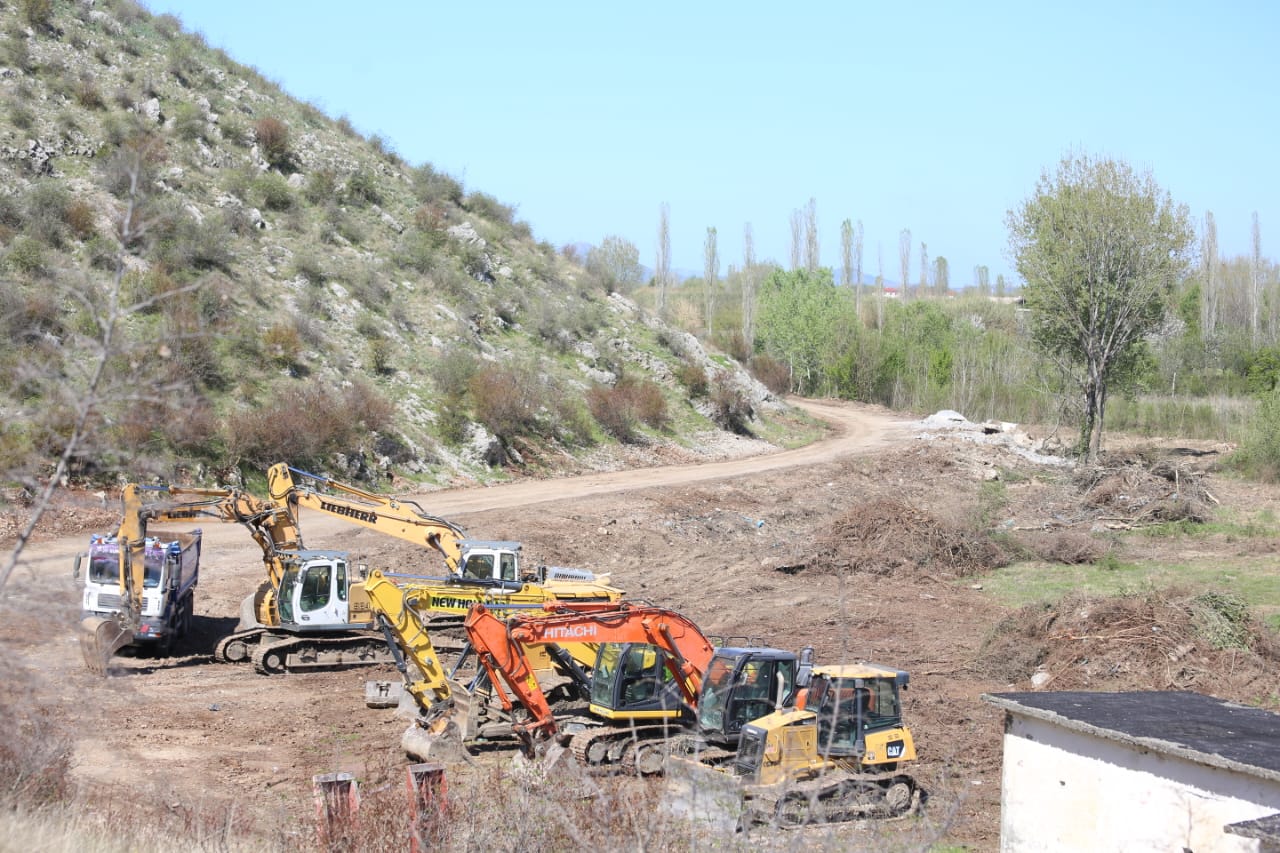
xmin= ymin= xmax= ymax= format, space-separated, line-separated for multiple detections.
xmin=660 ymin=755 xmax=745 ymax=833
xmin=80 ymin=616 xmax=131 ymax=675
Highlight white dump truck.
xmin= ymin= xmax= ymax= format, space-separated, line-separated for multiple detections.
xmin=75 ymin=530 xmax=202 ymax=655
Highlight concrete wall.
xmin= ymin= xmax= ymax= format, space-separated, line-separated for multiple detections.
xmin=1000 ymin=714 xmax=1280 ymax=852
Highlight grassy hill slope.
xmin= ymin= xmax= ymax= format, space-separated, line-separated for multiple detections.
xmin=0 ymin=0 xmax=783 ymax=490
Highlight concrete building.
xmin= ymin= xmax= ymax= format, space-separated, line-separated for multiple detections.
xmin=983 ymin=691 xmax=1280 ymax=852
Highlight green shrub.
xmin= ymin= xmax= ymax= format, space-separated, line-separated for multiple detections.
xmin=263 ymin=321 xmax=303 ymax=368
xmin=171 ymin=102 xmax=206 ymax=141
xmin=676 ymin=361 xmax=708 ymax=397
xmin=73 ymin=75 xmax=104 ymax=109
xmin=8 ymin=99 xmax=34 ymax=129
xmin=22 ymin=183 xmax=71 ymax=248
xmin=433 ymin=349 xmax=478 ymax=397
xmin=5 ymin=236 xmax=48 ymax=277
xmin=345 ymin=168 xmax=381 ymax=206
xmin=463 ymin=191 xmax=515 ymax=225
xmin=292 ymin=251 xmax=326 ymax=284
xmin=1230 ymin=386 xmax=1280 ymax=482
xmin=64 ymin=199 xmax=97 ymax=240
xmin=18 ymin=0 xmax=54 ymax=30
xmin=369 ymin=338 xmax=393 ymax=375
xmin=253 ymin=173 xmax=295 ymax=211
xmin=411 ymin=163 xmax=463 ymax=206
xmin=303 ymin=168 xmax=337 ymax=205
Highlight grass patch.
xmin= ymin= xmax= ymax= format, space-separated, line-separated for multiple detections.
xmin=981 ymin=555 xmax=1280 ymax=624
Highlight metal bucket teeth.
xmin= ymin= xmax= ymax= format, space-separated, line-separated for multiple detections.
xmin=80 ymin=616 xmax=130 ymax=675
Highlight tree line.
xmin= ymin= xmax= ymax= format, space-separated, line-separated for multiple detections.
xmin=587 ymin=153 xmax=1279 ymax=469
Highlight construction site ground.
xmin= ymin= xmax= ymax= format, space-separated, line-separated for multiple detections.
xmin=3 ymin=398 xmax=1278 ymax=850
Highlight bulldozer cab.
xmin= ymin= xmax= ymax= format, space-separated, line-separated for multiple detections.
xmin=807 ymin=666 xmax=908 ymax=759
xmin=696 ymin=648 xmax=800 ymax=744
xmin=276 ymin=550 xmax=354 ymax=630
xmin=588 ymin=643 xmax=687 ymax=721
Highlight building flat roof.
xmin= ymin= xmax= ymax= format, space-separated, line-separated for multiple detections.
xmin=983 ymin=691 xmax=1280 ymax=783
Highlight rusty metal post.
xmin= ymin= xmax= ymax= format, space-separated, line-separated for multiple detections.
xmin=313 ymin=771 xmax=360 ymax=850
xmin=406 ymin=762 xmax=447 ymax=853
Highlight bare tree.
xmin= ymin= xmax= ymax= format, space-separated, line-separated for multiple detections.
xmin=974 ymin=265 xmax=990 ymax=296
xmin=876 ymin=241 xmax=886 ymax=329
xmin=1201 ymin=210 xmax=1218 ymax=338
xmin=789 ymin=208 xmax=802 ymax=271
xmin=2 ymin=140 xmax=201 ymax=593
xmin=803 ymin=197 xmax=819 ymax=273
xmin=656 ymin=202 xmax=671 ymax=318
xmin=703 ymin=226 xmax=719 ymax=338
xmin=742 ymin=222 xmax=756 ymax=346
xmin=852 ymin=219 xmax=864 ymax=319
xmin=934 ymin=256 xmax=950 ymax=296
xmin=840 ymin=219 xmax=853 ymax=289
xmin=898 ymin=228 xmax=911 ymax=300
xmin=1251 ymin=211 xmax=1262 ymax=344
xmin=919 ymin=242 xmax=929 ymax=294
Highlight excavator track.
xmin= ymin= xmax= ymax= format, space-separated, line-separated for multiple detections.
xmin=250 ymin=633 xmax=397 ymax=675
xmin=568 ymin=728 xmax=615 ymax=766
xmin=214 ymin=628 xmax=266 ymax=664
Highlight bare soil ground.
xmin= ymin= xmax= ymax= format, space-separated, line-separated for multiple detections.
xmin=2 ymin=399 xmax=1278 ymax=850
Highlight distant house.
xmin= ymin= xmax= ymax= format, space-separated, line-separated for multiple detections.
xmin=983 ymin=691 xmax=1280 ymax=852
xmin=882 ymin=286 xmax=900 ymax=299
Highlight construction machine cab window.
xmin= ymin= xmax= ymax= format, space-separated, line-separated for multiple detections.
xmin=812 ymin=676 xmax=902 ymax=753
xmin=499 ymin=552 xmax=517 ymax=582
xmin=464 ymin=554 xmax=494 ymax=581
xmin=299 ymin=563 xmax=331 ymax=612
xmin=697 ymin=653 xmax=798 ymax=734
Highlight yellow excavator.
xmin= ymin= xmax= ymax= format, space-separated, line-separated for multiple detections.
xmin=211 ymin=464 xmax=624 ymax=674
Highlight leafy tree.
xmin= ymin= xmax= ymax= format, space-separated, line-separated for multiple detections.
xmin=756 ymin=268 xmax=843 ymax=393
xmin=586 ymin=235 xmax=643 ymax=293
xmin=1007 ymin=153 xmax=1194 ymax=459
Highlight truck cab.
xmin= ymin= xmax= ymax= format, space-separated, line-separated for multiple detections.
xmin=75 ymin=530 xmax=202 ymax=650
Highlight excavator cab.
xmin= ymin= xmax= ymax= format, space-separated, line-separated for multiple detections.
xmin=695 ymin=648 xmax=801 ymax=744
xmin=275 ymin=550 xmax=356 ymax=629
xmin=588 ymin=643 xmax=688 ymax=722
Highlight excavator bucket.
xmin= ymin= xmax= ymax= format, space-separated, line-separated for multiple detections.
xmin=661 ymin=755 xmax=746 ymax=833
xmin=401 ymin=685 xmax=472 ymax=764
xmin=79 ymin=615 xmax=131 ymax=675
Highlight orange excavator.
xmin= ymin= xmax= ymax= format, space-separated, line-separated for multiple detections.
xmin=463 ymin=601 xmax=809 ymax=773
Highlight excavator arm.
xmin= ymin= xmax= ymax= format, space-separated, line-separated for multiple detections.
xmin=463 ymin=602 xmax=717 ymax=757
xmin=267 ymin=463 xmax=467 ymax=572
xmin=363 ymin=570 xmax=452 ymax=712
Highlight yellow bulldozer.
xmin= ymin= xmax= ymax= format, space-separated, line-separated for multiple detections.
xmin=664 ymin=662 xmax=920 ymax=829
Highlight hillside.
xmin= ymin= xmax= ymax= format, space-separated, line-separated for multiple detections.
xmin=0 ymin=0 xmax=785 ymax=492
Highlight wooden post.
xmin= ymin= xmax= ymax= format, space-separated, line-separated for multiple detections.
xmin=407 ymin=762 xmax=447 ymax=852
xmin=313 ymin=771 xmax=359 ymax=850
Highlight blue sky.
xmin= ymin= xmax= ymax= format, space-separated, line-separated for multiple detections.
xmin=146 ymin=1 xmax=1277 ymax=285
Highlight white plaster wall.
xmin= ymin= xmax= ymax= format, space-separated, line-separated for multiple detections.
xmin=1000 ymin=714 xmax=1280 ymax=852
